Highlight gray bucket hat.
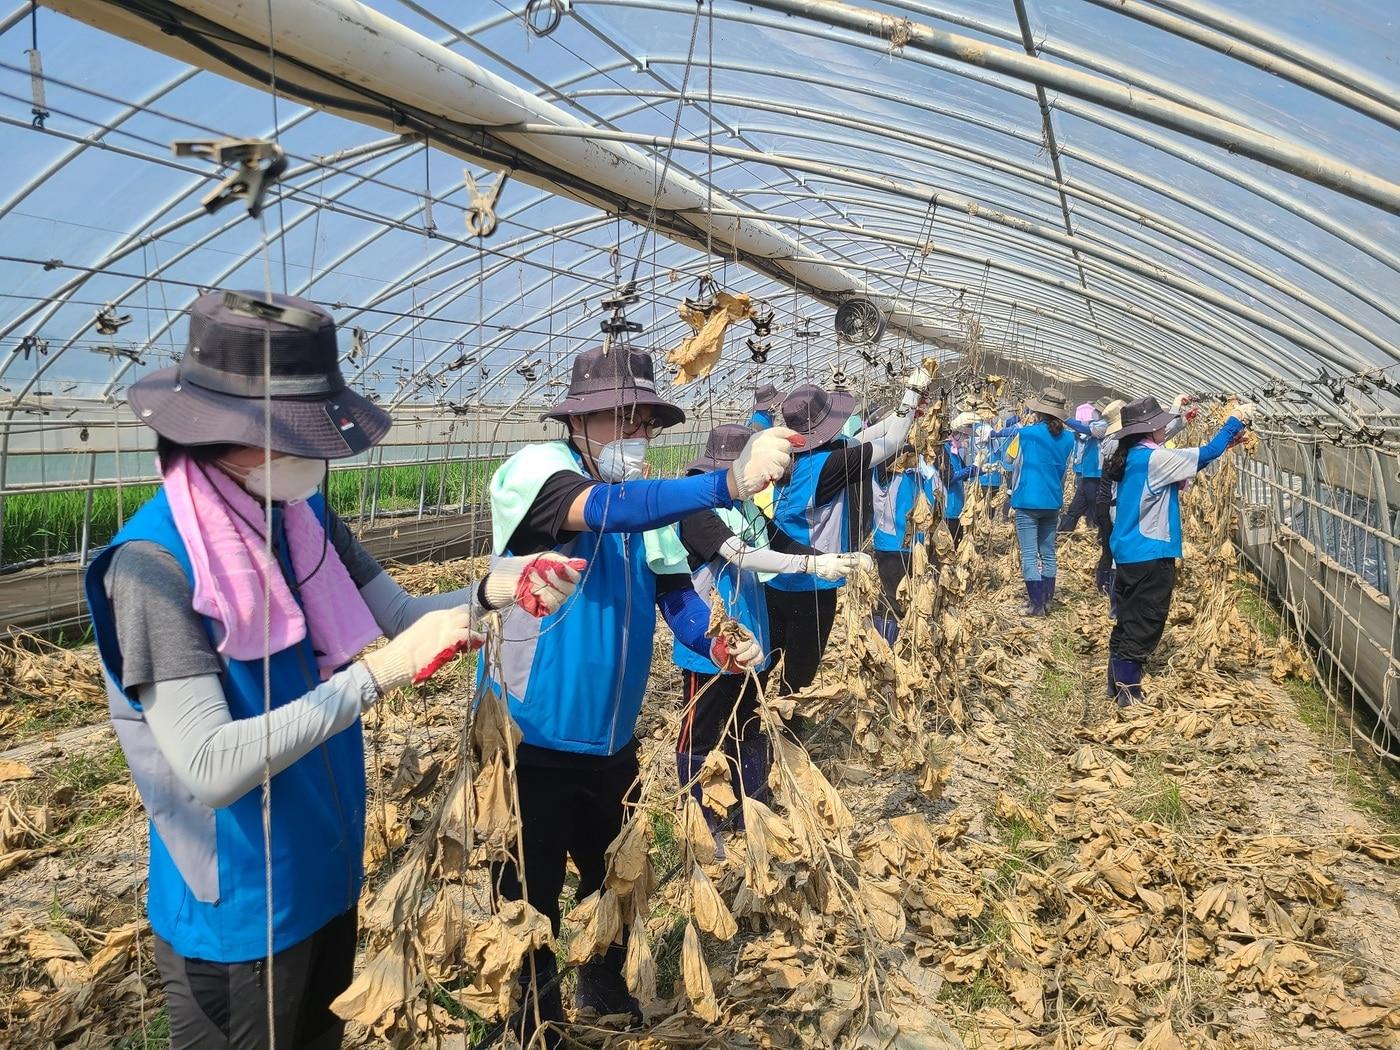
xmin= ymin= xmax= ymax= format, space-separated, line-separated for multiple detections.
xmin=542 ymin=346 xmax=684 ymax=428
xmin=127 ymin=289 xmax=391 ymax=459
xmin=1025 ymin=386 xmax=1070 ymax=421
xmin=1114 ymin=396 xmax=1176 ymax=439
xmin=686 ymin=423 xmax=752 ymax=473
xmin=754 ymin=383 xmax=782 ymax=412
xmin=779 ymin=383 xmax=856 ymax=448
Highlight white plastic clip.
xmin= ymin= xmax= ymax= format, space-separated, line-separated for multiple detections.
xmin=464 ymin=169 xmax=510 ymax=238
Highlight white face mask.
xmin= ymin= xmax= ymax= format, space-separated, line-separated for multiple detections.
xmin=220 ymin=454 xmax=326 ymax=503
xmin=594 ymin=437 xmax=649 ymax=482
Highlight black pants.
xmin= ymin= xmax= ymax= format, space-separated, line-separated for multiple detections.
xmin=679 ymin=669 xmax=761 ymax=758
xmin=1060 ymin=476 xmax=1100 ymax=532
xmin=945 ymin=517 xmax=965 ymax=550
xmin=154 ymin=909 xmax=356 ymax=1050
xmin=764 ymin=586 xmax=839 ymax=695
xmin=874 ymin=551 xmax=911 ymax=619
xmin=1095 ymin=482 xmax=1115 ymax=577
xmin=492 ymin=753 xmax=640 ymax=938
xmin=1109 ymin=558 xmax=1178 ymax=662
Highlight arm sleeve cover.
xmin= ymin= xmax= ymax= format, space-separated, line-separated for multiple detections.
xmin=1064 ymin=418 xmax=1092 ymax=436
xmin=1164 ymin=413 xmax=1188 ymax=441
xmin=358 ymin=570 xmax=483 ymax=639
xmin=852 ymin=407 xmax=916 ymax=464
xmin=952 ymin=464 xmax=978 ymax=482
xmin=657 ymin=586 xmax=713 ymax=659
xmin=716 ymin=536 xmax=810 ymax=575
xmin=582 ymin=470 xmax=732 ymax=533
xmin=1194 ymin=417 xmax=1245 ymax=471
xmin=137 ymin=663 xmax=380 ymax=809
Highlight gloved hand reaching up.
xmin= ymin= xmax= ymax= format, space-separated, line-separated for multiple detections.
xmin=807 ymin=552 xmax=874 ymax=581
xmin=362 ymin=607 xmax=483 ymax=693
xmin=1231 ymin=400 xmax=1259 ymax=425
xmin=483 ymin=552 xmax=587 ymax=617
xmin=711 ymin=623 xmax=763 ymax=673
xmin=731 ymin=426 xmax=803 ymax=498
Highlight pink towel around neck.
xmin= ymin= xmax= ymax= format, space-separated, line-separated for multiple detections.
xmin=162 ymin=455 xmax=382 ymax=680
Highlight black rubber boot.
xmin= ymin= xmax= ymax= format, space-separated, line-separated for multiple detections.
xmin=574 ymin=944 xmax=642 ymax=1024
xmin=508 ymin=949 xmax=564 ymax=1049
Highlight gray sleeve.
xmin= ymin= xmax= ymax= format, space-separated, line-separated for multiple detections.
xmin=326 ymin=510 xmax=383 ymax=589
xmin=716 ymin=536 xmax=810 ymax=575
xmin=106 ymin=542 xmax=222 ymax=690
xmin=136 ymin=663 xmax=379 ymax=809
xmin=1146 ymin=447 xmax=1203 ymax=492
xmin=852 ymin=408 xmax=916 ymax=463
xmin=1164 ymin=413 xmax=1187 ymax=441
xmin=357 ymin=571 xmax=483 ymax=639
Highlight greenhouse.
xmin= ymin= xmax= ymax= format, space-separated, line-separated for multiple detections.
xmin=0 ymin=0 xmax=1397 ymax=1047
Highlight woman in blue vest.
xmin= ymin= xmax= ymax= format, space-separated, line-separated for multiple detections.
xmin=670 ymin=424 xmax=866 ymax=846
xmin=939 ymin=412 xmax=983 ymax=547
xmin=870 ymin=444 xmax=939 ymax=643
xmin=1008 ymin=388 xmax=1077 ymax=615
xmin=479 ymin=348 xmax=794 ymax=1038
xmin=749 ymin=382 xmax=781 ymax=429
xmin=1060 ymin=399 xmax=1108 ymax=533
xmin=1103 ymin=396 xmax=1254 ymax=704
xmin=766 ymin=370 xmax=931 ymax=695
xmin=83 ymin=291 xmax=585 ymax=1049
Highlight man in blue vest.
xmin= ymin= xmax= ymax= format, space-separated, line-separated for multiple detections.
xmin=480 ymin=346 xmax=797 ymax=1041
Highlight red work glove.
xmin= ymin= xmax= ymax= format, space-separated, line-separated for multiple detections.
xmin=483 ymin=553 xmax=587 ymax=618
xmin=710 ymin=625 xmax=763 ymax=673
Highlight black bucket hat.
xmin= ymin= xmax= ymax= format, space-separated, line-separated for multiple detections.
xmin=1025 ymin=386 xmax=1070 ymax=421
xmin=779 ymin=383 xmax=856 ymax=449
xmin=685 ymin=423 xmax=752 ymax=474
xmin=128 ymin=290 xmax=391 ymax=459
xmin=541 ymin=346 xmax=684 ymax=428
xmin=754 ymin=383 xmax=782 ymax=412
xmin=1114 ymin=396 xmax=1177 ymax=439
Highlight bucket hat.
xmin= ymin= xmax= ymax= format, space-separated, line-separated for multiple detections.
xmin=1114 ymin=396 xmax=1176 ymax=439
xmin=1101 ymin=398 xmax=1127 ymax=434
xmin=779 ymin=383 xmax=856 ymax=449
xmin=1025 ymin=386 xmax=1070 ymax=420
xmin=128 ymin=289 xmax=391 ymax=459
xmin=685 ymin=423 xmax=753 ymax=473
xmin=541 ymin=346 xmax=684 ymax=428
xmin=950 ymin=411 xmax=980 ymax=431
xmin=753 ymin=383 xmax=782 ymax=412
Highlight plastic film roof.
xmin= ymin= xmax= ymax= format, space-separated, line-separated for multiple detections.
xmin=0 ymin=0 xmax=1398 ymax=419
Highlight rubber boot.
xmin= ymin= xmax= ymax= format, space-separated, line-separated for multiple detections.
xmin=675 ymin=750 xmax=727 ymax=860
xmin=1109 ymin=658 xmax=1143 ymax=707
xmin=508 ymin=949 xmax=564 ymax=1049
xmin=575 ymin=943 xmax=642 ymax=1024
xmin=1105 ymin=658 xmax=1116 ymax=700
xmin=1041 ymin=576 xmax=1057 ymax=613
xmin=873 ymin=613 xmax=899 ymax=646
xmin=1023 ymin=579 xmax=1041 ymax=616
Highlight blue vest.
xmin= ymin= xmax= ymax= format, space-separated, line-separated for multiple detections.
xmin=673 ymin=513 xmax=772 ymax=676
xmin=1080 ymin=436 xmax=1102 ymax=479
xmin=943 ymin=442 xmax=970 ymax=520
xmin=479 ymin=524 xmax=657 ymax=756
xmin=749 ymin=409 xmax=774 ymax=430
xmin=768 ymin=448 xmax=848 ymax=592
xmin=871 ymin=469 xmax=935 ymax=553
xmin=1010 ymin=422 xmax=1076 ymax=511
xmin=1111 ymin=444 xmax=1183 ymax=563
xmin=84 ymin=490 xmax=365 ymax=963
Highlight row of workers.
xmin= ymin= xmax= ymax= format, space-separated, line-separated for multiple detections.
xmin=83 ymin=290 xmax=1253 ymax=1048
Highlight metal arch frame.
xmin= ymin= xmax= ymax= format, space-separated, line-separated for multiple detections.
xmin=606 ymin=53 xmax=1400 ymax=330
xmin=582 ymin=85 xmax=1398 ymax=362
xmin=585 ymin=0 xmax=1400 ymax=275
xmin=497 ymin=121 xmax=1384 ymax=380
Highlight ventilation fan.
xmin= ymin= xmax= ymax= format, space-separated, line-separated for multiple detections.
xmin=834 ymin=297 xmax=886 ymax=345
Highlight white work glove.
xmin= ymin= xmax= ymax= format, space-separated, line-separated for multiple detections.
xmin=731 ymin=426 xmax=802 ymax=498
xmin=806 ymin=552 xmax=873 ymax=581
xmin=483 ymin=552 xmax=586 ymax=617
xmin=1232 ymin=401 xmax=1259 ymax=426
xmin=900 ymin=367 xmax=932 ymax=412
xmin=362 ymin=607 xmax=483 ymax=692
xmin=710 ymin=624 xmax=763 ymax=673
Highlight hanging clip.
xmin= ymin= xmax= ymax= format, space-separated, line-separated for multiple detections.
xmin=464 ymin=169 xmax=510 ymax=237
xmin=17 ymin=335 xmax=48 ymax=360
xmin=600 ymin=281 xmax=643 ymax=341
xmin=173 ymin=138 xmax=288 ymax=219
xmin=221 ymin=291 xmax=322 ymax=331
xmin=26 ymin=48 xmax=49 ymax=129
xmin=349 ymin=326 xmax=366 ymax=363
xmin=95 ymin=303 xmax=132 ymax=335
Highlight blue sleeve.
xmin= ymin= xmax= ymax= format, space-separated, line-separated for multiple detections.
xmin=657 ymin=586 xmax=712 ymax=659
xmin=1195 ymin=417 xmax=1245 ymax=470
xmin=952 ymin=464 xmax=978 ymax=481
xmin=582 ymin=471 xmax=733 ymax=533
xmin=1064 ymin=418 xmax=1092 ymax=436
